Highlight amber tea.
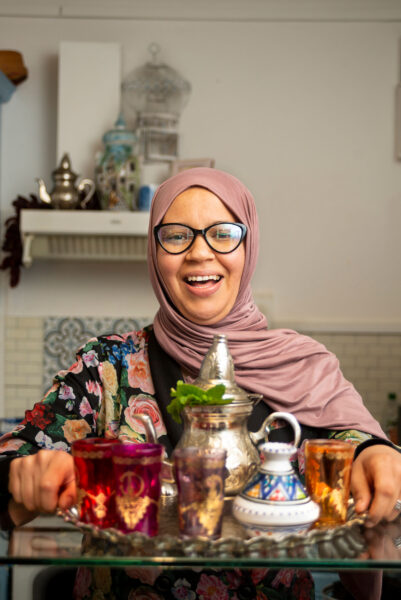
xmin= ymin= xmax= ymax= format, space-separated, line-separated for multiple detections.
xmin=305 ymin=439 xmax=355 ymax=527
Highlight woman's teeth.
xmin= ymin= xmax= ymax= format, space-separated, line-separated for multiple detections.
xmin=186 ymin=275 xmax=221 ymax=284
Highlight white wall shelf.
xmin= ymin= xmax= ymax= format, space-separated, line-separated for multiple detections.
xmin=20 ymin=209 xmax=149 ymax=266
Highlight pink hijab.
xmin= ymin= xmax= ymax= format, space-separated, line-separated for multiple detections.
xmin=147 ymin=167 xmax=385 ymax=437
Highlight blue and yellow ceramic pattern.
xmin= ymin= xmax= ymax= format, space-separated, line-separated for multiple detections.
xmin=243 ymin=471 xmax=308 ymax=502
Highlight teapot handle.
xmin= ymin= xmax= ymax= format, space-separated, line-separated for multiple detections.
xmin=77 ymin=178 xmax=96 ymax=208
xmin=251 ymin=411 xmax=301 ymax=448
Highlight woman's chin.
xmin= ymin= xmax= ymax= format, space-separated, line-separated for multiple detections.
xmin=180 ymin=302 xmax=233 ymax=326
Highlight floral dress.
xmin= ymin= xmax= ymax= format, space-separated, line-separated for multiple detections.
xmin=0 ymin=326 xmax=373 ymax=600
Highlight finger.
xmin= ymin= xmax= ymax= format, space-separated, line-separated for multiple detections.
xmin=8 ymin=457 xmax=23 ymax=501
xmin=350 ymin=459 xmax=372 ymax=514
xmin=37 ymin=451 xmax=75 ymax=512
xmin=9 ymin=455 xmax=37 ymax=511
xmin=58 ymin=478 xmax=77 ymax=510
xmin=20 ymin=467 xmax=37 ymax=512
xmin=365 ymin=469 xmax=397 ymax=526
xmin=22 ymin=451 xmax=55 ymax=513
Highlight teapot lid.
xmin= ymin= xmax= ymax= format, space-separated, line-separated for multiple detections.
xmin=193 ymin=334 xmax=258 ymax=404
xmin=52 ymin=153 xmax=77 ymax=182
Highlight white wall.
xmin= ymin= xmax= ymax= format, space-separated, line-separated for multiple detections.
xmin=1 ymin=0 xmax=401 ymax=330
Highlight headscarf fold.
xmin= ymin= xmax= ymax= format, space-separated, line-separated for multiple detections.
xmin=147 ymin=167 xmax=385 ymax=438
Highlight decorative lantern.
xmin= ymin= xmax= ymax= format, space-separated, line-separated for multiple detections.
xmin=95 ymin=113 xmax=140 ymax=211
xmin=122 ymin=43 xmax=191 ymax=163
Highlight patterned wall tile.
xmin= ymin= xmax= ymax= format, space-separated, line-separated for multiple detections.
xmin=43 ymin=316 xmax=151 ymax=392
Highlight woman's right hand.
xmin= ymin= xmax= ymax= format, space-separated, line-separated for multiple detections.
xmin=8 ymin=449 xmax=76 ymax=526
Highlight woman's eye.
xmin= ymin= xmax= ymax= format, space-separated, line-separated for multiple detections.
xmin=165 ymin=231 xmax=189 ymax=243
xmin=211 ymin=229 xmax=232 ymax=240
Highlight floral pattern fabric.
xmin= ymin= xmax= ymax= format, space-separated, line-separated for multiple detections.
xmin=0 ymin=326 xmax=373 ymax=599
xmin=74 ymin=566 xmax=315 ymax=600
xmin=0 ymin=327 xmax=167 ymax=456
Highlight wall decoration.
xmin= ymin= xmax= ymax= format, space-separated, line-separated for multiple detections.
xmin=122 ymin=43 xmax=191 ymax=163
xmin=95 ymin=114 xmax=140 ymax=211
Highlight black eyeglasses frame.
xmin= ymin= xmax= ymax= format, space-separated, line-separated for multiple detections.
xmin=154 ymin=222 xmax=247 ymax=255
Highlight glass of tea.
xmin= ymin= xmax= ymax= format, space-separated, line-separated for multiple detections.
xmin=304 ymin=439 xmax=355 ymax=527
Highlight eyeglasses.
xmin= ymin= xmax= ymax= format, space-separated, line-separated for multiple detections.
xmin=154 ymin=222 xmax=247 ymax=254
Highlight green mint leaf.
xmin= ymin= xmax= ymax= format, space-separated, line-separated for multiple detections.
xmin=167 ymin=381 xmax=233 ymax=423
xmin=206 ymin=384 xmax=225 ymax=401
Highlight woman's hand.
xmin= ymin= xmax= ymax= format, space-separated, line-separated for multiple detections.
xmin=351 ymin=444 xmax=401 ymax=526
xmin=8 ymin=449 xmax=76 ymax=526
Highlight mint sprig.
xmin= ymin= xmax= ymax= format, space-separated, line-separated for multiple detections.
xmin=167 ymin=380 xmax=233 ymax=423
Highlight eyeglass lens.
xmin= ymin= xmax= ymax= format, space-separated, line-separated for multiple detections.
xmin=157 ymin=223 xmax=244 ymax=254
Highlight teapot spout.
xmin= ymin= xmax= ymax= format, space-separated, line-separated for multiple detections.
xmin=77 ymin=177 xmax=95 ymax=208
xmin=249 ymin=427 xmax=267 ymax=447
xmin=35 ymin=177 xmax=52 ymax=205
xmin=134 ymin=414 xmax=177 ymax=496
xmin=134 ymin=414 xmax=157 ymax=443
xmin=250 ymin=411 xmax=302 ymax=448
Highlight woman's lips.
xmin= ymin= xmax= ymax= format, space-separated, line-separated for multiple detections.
xmin=183 ymin=276 xmax=223 ymax=296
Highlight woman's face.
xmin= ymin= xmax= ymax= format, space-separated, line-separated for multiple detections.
xmin=156 ymin=187 xmax=246 ymax=325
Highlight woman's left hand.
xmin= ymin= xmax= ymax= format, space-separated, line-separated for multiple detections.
xmin=351 ymin=444 xmax=401 ymax=526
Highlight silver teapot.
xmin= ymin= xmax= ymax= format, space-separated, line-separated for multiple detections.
xmin=36 ymin=153 xmax=95 ymax=209
xmin=175 ymin=334 xmax=298 ymax=495
xmin=142 ymin=335 xmax=299 ymax=496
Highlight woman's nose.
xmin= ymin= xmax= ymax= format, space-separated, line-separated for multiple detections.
xmin=185 ymin=234 xmax=214 ymax=260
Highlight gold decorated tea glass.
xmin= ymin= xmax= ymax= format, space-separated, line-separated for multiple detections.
xmin=305 ymin=439 xmax=355 ymax=527
xmin=112 ymin=442 xmax=163 ymax=536
xmin=173 ymin=446 xmax=227 ymax=539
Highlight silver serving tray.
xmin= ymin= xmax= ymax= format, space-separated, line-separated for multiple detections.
xmin=58 ymin=498 xmax=368 ymax=560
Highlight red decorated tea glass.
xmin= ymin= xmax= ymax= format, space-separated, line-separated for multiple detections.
xmin=112 ymin=442 xmax=163 ymax=536
xmin=71 ymin=437 xmax=121 ymax=528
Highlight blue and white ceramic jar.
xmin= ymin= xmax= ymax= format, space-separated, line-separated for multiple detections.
xmin=232 ymin=413 xmax=320 ymax=537
xmin=95 ymin=114 xmax=140 ymax=211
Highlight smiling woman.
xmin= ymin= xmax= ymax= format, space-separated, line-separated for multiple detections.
xmin=0 ymin=168 xmax=400 ymax=600
xmin=154 ymin=187 xmax=246 ymax=325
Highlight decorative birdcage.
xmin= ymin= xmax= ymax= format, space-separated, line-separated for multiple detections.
xmin=122 ymin=43 xmax=191 ymax=163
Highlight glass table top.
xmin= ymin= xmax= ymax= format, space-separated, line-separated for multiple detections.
xmin=2 ymin=498 xmax=401 ymax=570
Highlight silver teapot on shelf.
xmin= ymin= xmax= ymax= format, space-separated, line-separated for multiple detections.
xmin=142 ymin=334 xmax=301 ymax=497
xmin=36 ymin=152 xmax=95 ymax=209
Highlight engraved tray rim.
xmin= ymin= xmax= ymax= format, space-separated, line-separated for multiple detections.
xmin=57 ymin=499 xmax=368 ymax=560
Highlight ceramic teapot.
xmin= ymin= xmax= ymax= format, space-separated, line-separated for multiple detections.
xmin=232 ymin=414 xmax=320 ymax=537
xmin=36 ymin=153 xmax=95 ymax=209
